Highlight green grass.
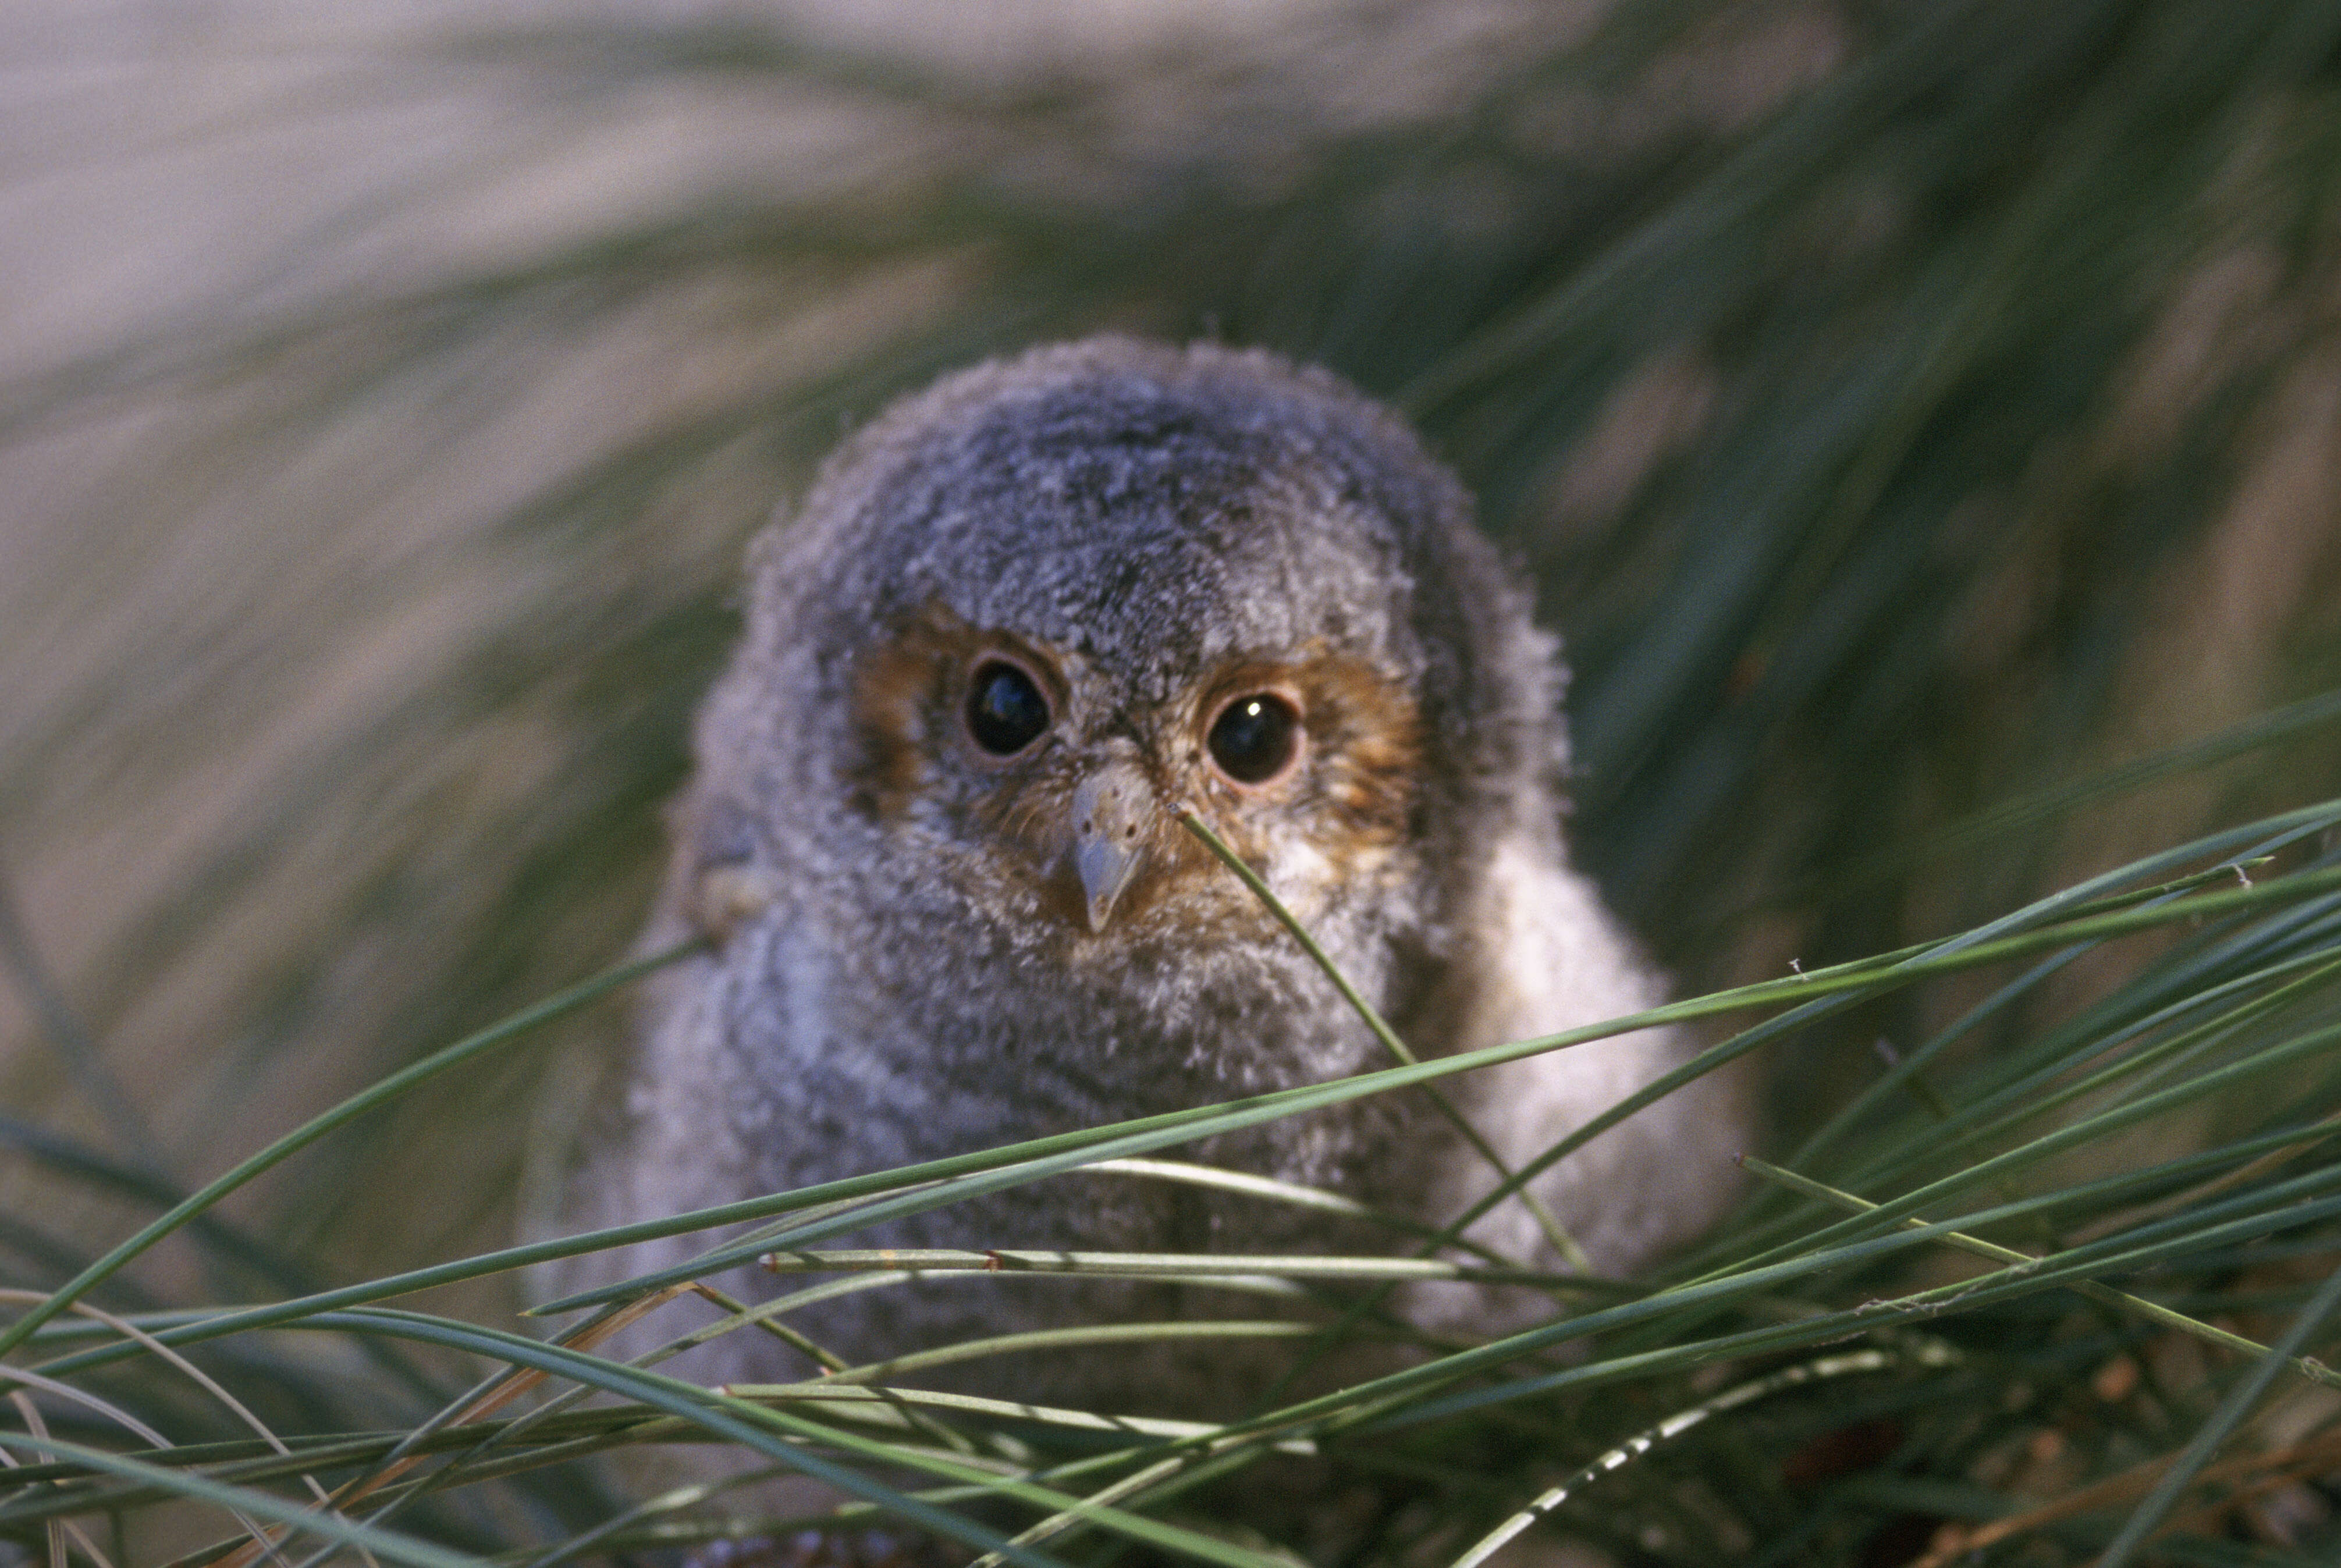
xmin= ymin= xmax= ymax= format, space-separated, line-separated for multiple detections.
xmin=6 ymin=776 xmax=2341 ymax=1564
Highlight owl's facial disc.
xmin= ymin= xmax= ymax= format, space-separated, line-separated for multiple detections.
xmin=851 ymin=600 xmax=1425 ymax=940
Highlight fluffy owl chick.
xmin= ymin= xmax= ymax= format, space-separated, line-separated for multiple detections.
xmin=558 ymin=336 xmax=1745 ymax=1416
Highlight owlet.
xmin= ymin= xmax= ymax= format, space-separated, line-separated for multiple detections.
xmin=556 ymin=336 xmax=1746 ymax=1417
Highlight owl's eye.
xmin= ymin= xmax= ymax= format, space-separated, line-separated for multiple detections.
xmin=965 ymin=659 xmax=1052 ymax=756
xmin=1206 ymin=692 xmax=1302 ymax=785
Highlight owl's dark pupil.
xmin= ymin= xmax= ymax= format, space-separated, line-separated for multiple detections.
xmin=1208 ymin=694 xmax=1299 ymax=784
xmin=966 ymin=662 xmax=1050 ymax=755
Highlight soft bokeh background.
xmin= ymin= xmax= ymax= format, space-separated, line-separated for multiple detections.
xmin=4 ymin=0 xmax=2341 ymax=1546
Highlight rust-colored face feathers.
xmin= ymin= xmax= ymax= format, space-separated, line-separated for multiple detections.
xmin=846 ymin=600 xmax=1424 ymax=939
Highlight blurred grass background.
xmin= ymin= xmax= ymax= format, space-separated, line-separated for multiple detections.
xmin=5 ymin=0 xmax=2341 ymax=1562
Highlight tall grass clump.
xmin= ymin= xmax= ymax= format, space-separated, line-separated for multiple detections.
xmin=8 ymin=794 xmax=2341 ymax=1565
xmin=6 ymin=0 xmax=2341 ymax=1562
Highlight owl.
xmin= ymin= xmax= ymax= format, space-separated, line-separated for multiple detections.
xmin=555 ymin=336 xmax=1746 ymax=1421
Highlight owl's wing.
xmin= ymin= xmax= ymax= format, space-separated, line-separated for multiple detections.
xmin=1441 ymin=832 xmax=1749 ymax=1278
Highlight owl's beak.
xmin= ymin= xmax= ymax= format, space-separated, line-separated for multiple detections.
xmin=1068 ymin=765 xmax=1149 ymax=932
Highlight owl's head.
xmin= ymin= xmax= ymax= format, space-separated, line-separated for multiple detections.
xmin=693 ymin=338 xmax=1565 ymax=961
